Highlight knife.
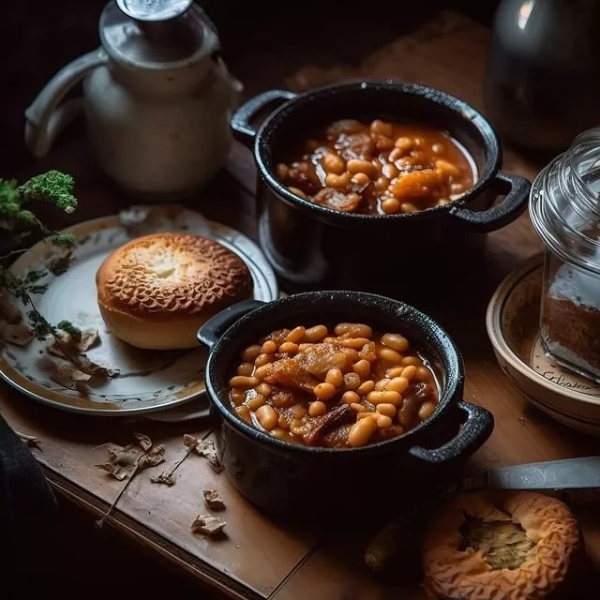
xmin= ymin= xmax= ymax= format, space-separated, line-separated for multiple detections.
xmin=451 ymin=455 xmax=600 ymax=495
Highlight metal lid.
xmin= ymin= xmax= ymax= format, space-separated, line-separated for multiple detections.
xmin=116 ymin=0 xmax=194 ymax=21
xmin=100 ymin=0 xmax=219 ymax=69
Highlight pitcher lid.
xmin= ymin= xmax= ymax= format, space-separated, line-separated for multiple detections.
xmin=100 ymin=0 xmax=220 ymax=69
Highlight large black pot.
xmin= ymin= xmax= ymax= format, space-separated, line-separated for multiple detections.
xmin=231 ymin=80 xmax=531 ymax=300
xmin=198 ymin=291 xmax=494 ymax=524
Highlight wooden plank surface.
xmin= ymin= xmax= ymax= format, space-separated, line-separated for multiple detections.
xmin=2 ymin=9 xmax=600 ymax=600
xmin=0 ymin=391 xmax=316 ymax=599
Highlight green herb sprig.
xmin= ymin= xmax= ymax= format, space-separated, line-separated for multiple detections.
xmin=0 ymin=170 xmax=80 ymax=343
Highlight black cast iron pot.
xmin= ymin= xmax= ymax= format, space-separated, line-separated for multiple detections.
xmin=198 ymin=291 xmax=494 ymax=524
xmin=231 ymin=80 xmax=531 ymax=300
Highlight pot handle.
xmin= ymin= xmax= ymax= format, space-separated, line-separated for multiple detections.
xmin=408 ymin=400 xmax=494 ymax=465
xmin=24 ymin=47 xmax=108 ymax=159
xmin=450 ymin=172 xmax=531 ymax=233
xmin=197 ymin=299 xmax=265 ymax=349
xmin=230 ymin=89 xmax=297 ymax=147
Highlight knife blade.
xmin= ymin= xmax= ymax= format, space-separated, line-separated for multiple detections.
xmin=458 ymin=456 xmax=600 ymax=493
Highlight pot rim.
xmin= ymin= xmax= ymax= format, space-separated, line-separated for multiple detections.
xmin=253 ymin=79 xmax=502 ymax=223
xmin=203 ymin=290 xmax=465 ymax=456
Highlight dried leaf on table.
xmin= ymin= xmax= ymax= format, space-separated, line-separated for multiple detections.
xmin=186 ymin=434 xmax=223 ymax=473
xmin=134 ymin=432 xmax=153 ymax=452
xmin=95 ymin=433 xmax=165 ymax=527
xmin=203 ymin=489 xmax=226 ymax=511
xmin=107 ymin=443 xmax=140 ymax=466
xmin=196 ymin=439 xmax=223 ymax=473
xmin=151 ymin=433 xmax=205 ymax=486
xmin=183 ymin=433 xmax=199 ymax=449
xmin=95 ymin=443 xmax=141 ymax=480
xmin=153 ymin=450 xmax=189 ymax=484
xmin=138 ymin=443 xmax=166 ymax=469
xmin=151 ymin=471 xmax=176 ymax=486
xmin=1 ymin=323 xmax=34 ymax=347
xmin=95 ymin=462 xmax=131 ymax=481
xmin=191 ymin=514 xmax=227 ymax=537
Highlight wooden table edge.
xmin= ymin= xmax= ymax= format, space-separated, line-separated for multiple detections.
xmin=44 ymin=468 xmax=265 ymax=600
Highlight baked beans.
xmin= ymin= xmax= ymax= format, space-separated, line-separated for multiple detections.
xmin=275 ymin=119 xmax=475 ymax=215
xmin=227 ymin=323 xmax=440 ymax=448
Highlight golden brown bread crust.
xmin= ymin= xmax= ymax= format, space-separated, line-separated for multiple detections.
xmin=96 ymin=233 xmax=253 ymax=349
xmin=422 ymin=491 xmax=583 ymax=600
xmin=97 ymin=233 xmax=252 ymax=319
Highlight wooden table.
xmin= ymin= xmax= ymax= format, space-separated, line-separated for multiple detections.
xmin=2 ymin=9 xmax=600 ymax=599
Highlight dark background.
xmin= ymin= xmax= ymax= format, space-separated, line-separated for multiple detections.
xmin=0 ymin=0 xmax=501 ymax=176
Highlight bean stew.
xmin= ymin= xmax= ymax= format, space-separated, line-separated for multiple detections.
xmin=275 ymin=119 xmax=476 ymax=215
xmin=227 ymin=322 xmax=440 ymax=448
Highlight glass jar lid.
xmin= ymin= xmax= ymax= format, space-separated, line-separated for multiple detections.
xmin=100 ymin=0 xmax=219 ymax=69
xmin=530 ymin=127 xmax=600 ymax=275
xmin=117 ymin=0 xmax=194 ymax=21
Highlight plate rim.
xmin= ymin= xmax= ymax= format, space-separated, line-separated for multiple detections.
xmin=0 ymin=210 xmax=278 ymax=417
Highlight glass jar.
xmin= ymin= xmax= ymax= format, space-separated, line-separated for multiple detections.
xmin=529 ymin=127 xmax=600 ymax=383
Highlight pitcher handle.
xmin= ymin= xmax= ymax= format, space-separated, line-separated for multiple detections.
xmin=24 ymin=47 xmax=108 ymax=158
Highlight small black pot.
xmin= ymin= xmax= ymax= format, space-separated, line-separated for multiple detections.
xmin=231 ymin=80 xmax=531 ymax=299
xmin=198 ymin=291 xmax=494 ymax=524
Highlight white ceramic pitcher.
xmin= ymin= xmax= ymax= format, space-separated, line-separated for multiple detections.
xmin=25 ymin=0 xmax=242 ymax=201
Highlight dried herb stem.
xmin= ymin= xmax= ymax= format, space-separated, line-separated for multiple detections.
xmin=1 ymin=170 xmax=80 ymax=364
xmin=96 ymin=463 xmax=140 ymax=529
xmin=26 ymin=293 xmax=80 ymax=365
xmin=95 ymin=434 xmax=165 ymax=527
xmin=164 ymin=444 xmax=195 ymax=478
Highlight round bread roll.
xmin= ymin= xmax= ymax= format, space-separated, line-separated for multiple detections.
xmin=96 ymin=232 xmax=253 ymax=350
xmin=422 ymin=491 xmax=585 ymax=600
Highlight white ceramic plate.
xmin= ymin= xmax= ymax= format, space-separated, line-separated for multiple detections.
xmin=0 ymin=206 xmax=278 ymax=417
xmin=486 ymin=254 xmax=600 ymax=436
